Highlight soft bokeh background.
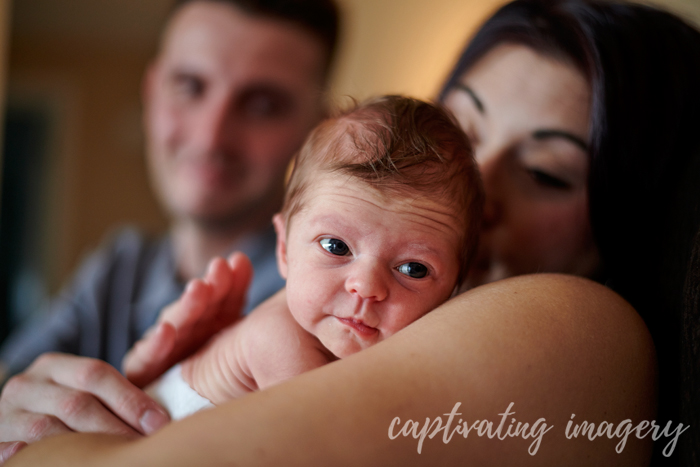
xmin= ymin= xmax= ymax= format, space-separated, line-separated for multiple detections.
xmin=0 ymin=0 xmax=699 ymax=338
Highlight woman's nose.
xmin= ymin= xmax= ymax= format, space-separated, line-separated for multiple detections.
xmin=344 ymin=259 xmax=389 ymax=302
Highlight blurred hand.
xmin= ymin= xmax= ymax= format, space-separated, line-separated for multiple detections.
xmin=0 ymin=353 xmax=170 ymax=464
xmin=123 ymin=252 xmax=253 ymax=388
xmin=0 ymin=441 xmax=25 ymax=464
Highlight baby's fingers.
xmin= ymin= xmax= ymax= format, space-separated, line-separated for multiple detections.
xmin=161 ymin=279 xmax=212 ymax=330
xmin=219 ymin=252 xmax=253 ymax=323
xmin=123 ymin=322 xmax=176 ymax=388
xmin=204 ymin=258 xmax=233 ymax=303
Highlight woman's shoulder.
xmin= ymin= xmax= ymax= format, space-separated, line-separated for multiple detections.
xmin=451 ymin=273 xmax=652 ymax=349
xmin=432 ymin=273 xmax=657 ymax=425
xmin=387 ymin=273 xmax=657 ymax=464
xmin=438 ymin=273 xmax=655 ymax=375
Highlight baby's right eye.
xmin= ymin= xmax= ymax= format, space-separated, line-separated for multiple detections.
xmin=319 ymin=238 xmax=350 ymax=256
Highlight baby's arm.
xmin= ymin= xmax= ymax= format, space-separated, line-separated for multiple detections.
xmin=181 ymin=289 xmax=336 ymax=405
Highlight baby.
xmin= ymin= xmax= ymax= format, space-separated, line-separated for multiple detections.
xmin=147 ymin=95 xmax=483 ymax=418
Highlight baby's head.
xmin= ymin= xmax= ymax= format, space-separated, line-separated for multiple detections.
xmin=273 ymin=95 xmax=483 ymax=358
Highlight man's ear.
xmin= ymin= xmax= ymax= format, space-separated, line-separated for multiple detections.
xmin=273 ymin=213 xmax=289 ymax=279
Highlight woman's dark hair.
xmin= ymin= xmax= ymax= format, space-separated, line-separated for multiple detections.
xmin=684 ymin=227 xmax=700 ymax=466
xmin=441 ymin=1 xmax=700 ymax=464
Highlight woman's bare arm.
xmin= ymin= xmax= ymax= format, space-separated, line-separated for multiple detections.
xmin=8 ymin=274 xmax=657 ymax=466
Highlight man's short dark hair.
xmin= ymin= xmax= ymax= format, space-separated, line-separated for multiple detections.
xmin=172 ymin=0 xmax=340 ymax=79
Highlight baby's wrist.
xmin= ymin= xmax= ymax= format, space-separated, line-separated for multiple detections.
xmin=181 ymin=330 xmax=242 ymax=404
xmin=146 ymin=364 xmax=214 ymax=421
xmin=180 ymin=358 xmax=196 ymax=390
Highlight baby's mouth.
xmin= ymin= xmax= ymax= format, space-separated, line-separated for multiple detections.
xmin=336 ymin=317 xmax=378 ymax=337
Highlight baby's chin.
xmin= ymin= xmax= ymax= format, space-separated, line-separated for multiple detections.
xmin=320 ymin=334 xmax=373 ymax=359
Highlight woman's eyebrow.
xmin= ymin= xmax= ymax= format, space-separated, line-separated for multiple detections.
xmin=454 ymin=83 xmax=485 ymax=114
xmin=532 ymin=129 xmax=588 ymax=151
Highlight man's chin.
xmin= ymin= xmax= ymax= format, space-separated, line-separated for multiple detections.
xmin=171 ymin=204 xmax=242 ymax=227
xmin=175 ymin=201 xmax=275 ymax=232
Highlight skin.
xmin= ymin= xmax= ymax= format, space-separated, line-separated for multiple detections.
xmin=0 ymin=253 xmax=253 ymax=461
xmin=40 ymin=45 xmax=654 ymax=465
xmin=442 ymin=44 xmax=600 ymax=289
xmin=0 ymin=20 xmax=660 ymax=467
xmin=171 ymin=172 xmax=465 ymax=403
xmin=6 ymin=274 xmax=657 ymax=466
xmin=276 ymin=174 xmax=463 ymax=357
xmin=144 ymin=1 xmax=327 ymax=279
xmin=0 ymin=1 xmax=328 ymax=459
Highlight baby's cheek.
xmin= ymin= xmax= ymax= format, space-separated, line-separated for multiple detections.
xmin=380 ymin=308 xmax=420 ymax=338
xmin=389 ymin=285 xmax=454 ymax=334
xmin=285 ymin=280 xmax=310 ymax=324
xmin=285 ymin=276 xmax=326 ymax=332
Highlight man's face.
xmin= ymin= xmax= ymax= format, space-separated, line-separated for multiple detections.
xmin=144 ymin=1 xmax=327 ymax=228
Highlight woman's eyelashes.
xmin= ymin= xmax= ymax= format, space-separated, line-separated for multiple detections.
xmin=527 ymin=168 xmax=571 ymax=190
xmin=319 ymin=238 xmax=350 ymax=256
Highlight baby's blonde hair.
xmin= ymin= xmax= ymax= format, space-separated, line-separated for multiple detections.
xmin=282 ymin=95 xmax=484 ymax=285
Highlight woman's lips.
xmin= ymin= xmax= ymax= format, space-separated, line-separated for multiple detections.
xmin=336 ymin=317 xmax=378 ymax=337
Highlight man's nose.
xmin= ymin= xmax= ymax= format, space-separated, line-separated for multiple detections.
xmin=344 ymin=258 xmax=389 ymax=302
xmin=191 ymin=98 xmax=238 ymax=155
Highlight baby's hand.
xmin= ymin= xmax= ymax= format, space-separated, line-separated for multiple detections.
xmin=123 ymin=252 xmax=253 ymax=388
xmin=180 ymin=290 xmax=291 ymax=403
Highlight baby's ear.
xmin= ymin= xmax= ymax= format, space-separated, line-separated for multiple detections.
xmin=272 ymin=213 xmax=289 ymax=279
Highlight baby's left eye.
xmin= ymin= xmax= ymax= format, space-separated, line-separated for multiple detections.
xmin=397 ymin=262 xmax=428 ymax=279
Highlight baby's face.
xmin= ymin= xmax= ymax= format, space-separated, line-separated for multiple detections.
xmin=275 ymin=173 xmax=463 ymax=358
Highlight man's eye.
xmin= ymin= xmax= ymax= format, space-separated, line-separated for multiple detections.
xmin=172 ymin=73 xmax=205 ymax=99
xmin=244 ymin=95 xmax=277 ymax=117
xmin=397 ymin=262 xmax=428 ymax=279
xmin=528 ymin=169 xmax=571 ymax=190
xmin=319 ymin=238 xmax=350 ymax=256
xmin=241 ymin=90 xmax=291 ymax=119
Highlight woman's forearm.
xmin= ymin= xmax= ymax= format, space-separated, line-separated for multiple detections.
xmin=8 ymin=274 xmax=656 ymax=466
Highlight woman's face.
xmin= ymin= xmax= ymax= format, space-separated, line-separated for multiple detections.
xmin=443 ymin=44 xmax=600 ymax=288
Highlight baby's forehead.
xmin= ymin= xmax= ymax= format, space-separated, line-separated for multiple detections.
xmin=300 ymin=172 xmax=464 ymax=229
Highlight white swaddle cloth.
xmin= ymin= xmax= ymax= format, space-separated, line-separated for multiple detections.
xmin=146 ymin=364 xmax=214 ymax=421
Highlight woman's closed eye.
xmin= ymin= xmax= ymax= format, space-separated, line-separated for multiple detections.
xmin=397 ymin=262 xmax=429 ymax=279
xmin=527 ymin=169 xmax=571 ymax=190
xmin=319 ymin=238 xmax=350 ymax=256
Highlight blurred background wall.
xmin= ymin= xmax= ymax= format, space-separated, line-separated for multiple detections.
xmin=0 ymin=0 xmax=699 ymax=338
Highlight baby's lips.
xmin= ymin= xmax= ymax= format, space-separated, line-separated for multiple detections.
xmin=336 ymin=317 xmax=378 ymax=337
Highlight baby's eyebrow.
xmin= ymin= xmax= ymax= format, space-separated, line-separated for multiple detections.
xmin=401 ymin=243 xmax=446 ymax=261
xmin=306 ymin=213 xmax=347 ymax=227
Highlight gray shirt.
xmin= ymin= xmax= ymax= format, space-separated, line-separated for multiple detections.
xmin=0 ymin=226 xmax=285 ymax=378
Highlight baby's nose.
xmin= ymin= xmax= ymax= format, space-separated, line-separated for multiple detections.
xmin=344 ymin=258 xmax=389 ymax=302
